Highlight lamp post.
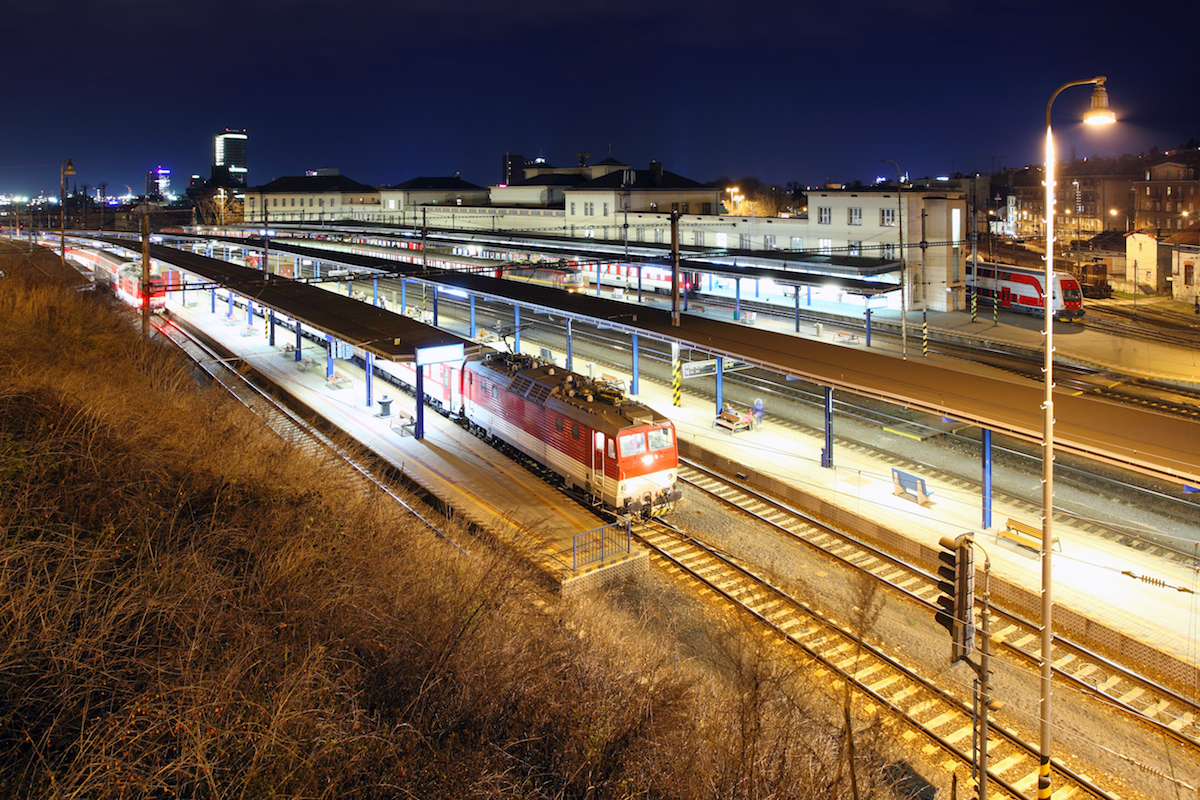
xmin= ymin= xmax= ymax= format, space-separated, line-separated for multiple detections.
xmin=1040 ymin=76 xmax=1114 ymax=800
xmin=60 ymin=158 xmax=75 ymax=274
xmin=883 ymin=160 xmax=907 ymax=359
xmin=1109 ymin=208 xmax=1129 ymax=232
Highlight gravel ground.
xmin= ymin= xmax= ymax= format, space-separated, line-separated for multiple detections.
xmin=647 ymin=487 xmax=1200 ymax=800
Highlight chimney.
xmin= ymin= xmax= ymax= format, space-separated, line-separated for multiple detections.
xmin=650 ymin=160 xmax=663 ymax=186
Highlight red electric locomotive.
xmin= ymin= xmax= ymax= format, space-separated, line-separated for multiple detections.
xmin=462 ymin=352 xmax=682 ymax=516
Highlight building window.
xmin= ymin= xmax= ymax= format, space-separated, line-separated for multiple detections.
xmin=702 ymin=202 xmax=712 ymax=214
xmin=681 ymin=202 xmax=689 ymax=214
xmin=790 ymin=236 xmax=802 ymax=250
xmin=290 ymin=198 xmax=295 ymax=207
xmin=603 ymin=203 xmax=609 ymax=216
xmin=655 ymin=228 xmax=664 ymax=244
xmin=671 ymin=202 xmax=679 ymax=213
xmin=763 ymin=234 xmax=776 ymax=250
xmin=319 ymin=199 xmax=324 ymax=207
xmin=818 ymin=206 xmax=831 ymax=224
xmin=637 ymin=227 xmax=645 ymax=242
xmin=880 ymin=208 xmax=896 ymax=227
xmin=818 ymin=238 xmax=832 ymax=254
xmin=585 ymin=226 xmax=595 ymax=238
xmin=739 ymin=233 xmax=750 ymax=249
xmin=570 ymin=202 xmax=576 ymax=215
xmin=694 ymin=231 xmax=704 ymax=246
xmin=848 ymin=240 xmax=861 ymax=256
xmin=848 ymin=207 xmax=862 ymax=226
xmin=272 ymin=198 xmax=278 ymax=207
xmin=882 ymin=243 xmax=896 ymax=259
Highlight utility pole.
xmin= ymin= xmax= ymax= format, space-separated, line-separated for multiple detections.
xmin=670 ymin=210 xmax=680 ymax=327
xmin=141 ymin=212 xmax=151 ymax=339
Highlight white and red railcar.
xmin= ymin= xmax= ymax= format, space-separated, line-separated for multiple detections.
xmin=66 ymin=246 xmax=167 ymax=313
xmin=966 ymin=264 xmax=1084 ymax=322
xmin=462 ymin=352 xmax=682 ymax=516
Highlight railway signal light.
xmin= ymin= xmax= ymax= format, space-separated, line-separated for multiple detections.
xmin=936 ymin=534 xmax=976 ymax=664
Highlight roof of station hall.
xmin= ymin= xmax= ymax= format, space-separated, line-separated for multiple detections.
xmin=142 ymin=243 xmax=478 ymax=362
xmin=253 ymin=236 xmax=900 ymax=294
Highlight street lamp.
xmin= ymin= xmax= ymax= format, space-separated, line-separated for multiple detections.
xmin=1040 ymin=76 xmax=1113 ymax=800
xmin=1109 ymin=208 xmax=1129 ymax=232
xmin=60 ymin=158 xmax=75 ymax=274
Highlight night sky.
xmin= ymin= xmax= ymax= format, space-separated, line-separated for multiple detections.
xmin=5 ymin=0 xmax=1197 ymax=198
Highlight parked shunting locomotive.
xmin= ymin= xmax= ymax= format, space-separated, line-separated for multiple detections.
xmin=461 ymin=352 xmax=682 ymax=516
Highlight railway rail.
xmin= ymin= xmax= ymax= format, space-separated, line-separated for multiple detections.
xmin=630 ymin=510 xmax=1125 ymax=800
xmin=677 ymin=460 xmax=1200 ymax=753
xmin=157 ymin=312 xmax=467 ymax=553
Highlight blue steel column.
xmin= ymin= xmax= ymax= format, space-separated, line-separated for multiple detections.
xmin=807 ymin=285 xmax=812 ymax=306
xmin=247 ymin=298 xmax=253 ymax=326
xmin=982 ymin=428 xmax=994 ymax=530
xmin=432 ymin=287 xmax=440 ymax=326
xmin=469 ymin=295 xmax=476 ymax=338
xmin=715 ymin=356 xmax=724 ymax=414
xmin=734 ymin=278 xmax=741 ymax=321
xmin=514 ymin=305 xmax=521 ymax=352
xmin=865 ymin=308 xmax=872 ymax=347
xmin=794 ymin=286 xmax=801 ymax=332
xmin=565 ymin=318 xmax=574 ymax=372
xmin=372 ymin=278 xmax=379 ymax=306
xmin=210 ymin=287 xmax=216 ymax=313
xmin=821 ymin=386 xmax=833 ymax=468
xmin=401 ymin=281 xmax=407 ymax=313
xmin=415 ymin=368 xmax=425 ymax=440
xmin=268 ymin=309 xmax=275 ymax=347
xmin=325 ymin=334 xmax=335 ymax=378
xmin=365 ymin=352 xmax=374 ymax=408
xmin=295 ymin=322 xmax=302 ymax=362
xmin=314 ymin=261 xmax=321 ymax=279
xmin=630 ymin=333 xmax=639 ymax=395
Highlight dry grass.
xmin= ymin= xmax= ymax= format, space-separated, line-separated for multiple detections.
xmin=0 ymin=264 xmax=911 ymax=799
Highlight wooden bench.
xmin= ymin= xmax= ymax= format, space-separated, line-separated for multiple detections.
xmin=999 ymin=518 xmax=1061 ymax=552
xmin=326 ymin=371 xmax=352 ymax=389
xmin=390 ymin=414 xmax=415 ymax=436
xmin=295 ymin=356 xmax=318 ymax=372
xmin=714 ymin=411 xmax=752 ymax=433
xmin=891 ymin=468 xmax=934 ymax=506
xmin=835 ymin=331 xmax=860 ymax=343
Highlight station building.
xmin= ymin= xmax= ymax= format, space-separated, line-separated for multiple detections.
xmin=242 ymin=160 xmax=970 ymax=313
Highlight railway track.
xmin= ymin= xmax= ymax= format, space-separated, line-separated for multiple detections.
xmin=673 ymin=459 xmax=1200 ymax=792
xmin=630 ymin=510 xmax=1123 ymax=800
xmin=157 ymin=312 xmax=467 ymax=552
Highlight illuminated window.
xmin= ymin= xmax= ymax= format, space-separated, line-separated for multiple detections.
xmin=880 ymin=208 xmax=896 ymax=226
xmin=655 ymin=229 xmax=664 ymax=244
xmin=790 ymin=236 xmax=802 ymax=249
xmin=848 ymin=240 xmax=861 ymax=256
xmin=848 ymin=207 xmax=862 ymax=226
xmin=818 ymin=207 xmax=831 ymax=224
xmin=763 ymin=234 xmax=776 ymax=250
xmin=818 ymin=238 xmax=832 ymax=254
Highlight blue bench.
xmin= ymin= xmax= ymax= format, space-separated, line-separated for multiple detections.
xmin=892 ymin=468 xmax=934 ymax=506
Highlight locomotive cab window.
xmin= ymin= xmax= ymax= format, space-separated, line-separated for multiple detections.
xmin=647 ymin=426 xmax=673 ymax=452
xmin=607 ymin=439 xmax=615 ymax=459
xmin=619 ymin=432 xmax=647 ymax=457
xmin=571 ymin=423 xmax=580 ymax=441
xmin=555 ymin=417 xmax=564 ymax=433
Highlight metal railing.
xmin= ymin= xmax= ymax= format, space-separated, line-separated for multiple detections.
xmin=572 ymin=519 xmax=631 ymax=572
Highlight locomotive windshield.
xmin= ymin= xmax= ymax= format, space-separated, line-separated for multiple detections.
xmin=619 ymin=426 xmax=674 ymax=458
xmin=1061 ymin=283 xmax=1082 ymax=302
xmin=619 ymin=432 xmax=647 ymax=457
xmin=647 ymin=426 xmax=674 ymax=452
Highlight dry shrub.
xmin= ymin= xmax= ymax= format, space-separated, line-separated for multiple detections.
xmin=0 ymin=275 xmax=916 ymax=799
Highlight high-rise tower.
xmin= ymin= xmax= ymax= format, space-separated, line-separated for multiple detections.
xmin=214 ymin=129 xmax=248 ymax=187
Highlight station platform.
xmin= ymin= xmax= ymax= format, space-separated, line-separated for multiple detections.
xmin=173 ymin=293 xmax=1200 ymax=678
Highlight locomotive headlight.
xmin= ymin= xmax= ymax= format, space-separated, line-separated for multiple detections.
xmin=620 ymin=482 xmax=628 ymax=494
xmin=642 ymin=454 xmax=654 ymax=467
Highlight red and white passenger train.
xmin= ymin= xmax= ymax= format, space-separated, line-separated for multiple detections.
xmin=66 ymin=246 xmax=167 ymax=313
xmin=356 ymin=348 xmax=682 ymax=516
xmin=966 ymin=264 xmax=1084 ymax=322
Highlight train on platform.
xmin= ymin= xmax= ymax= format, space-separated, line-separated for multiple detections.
xmin=353 ymin=347 xmax=681 ymax=516
xmin=66 ymin=246 xmax=167 ymax=313
xmin=966 ymin=263 xmax=1084 ymax=322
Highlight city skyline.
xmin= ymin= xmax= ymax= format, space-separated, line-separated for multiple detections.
xmin=3 ymin=0 xmax=1197 ymax=197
